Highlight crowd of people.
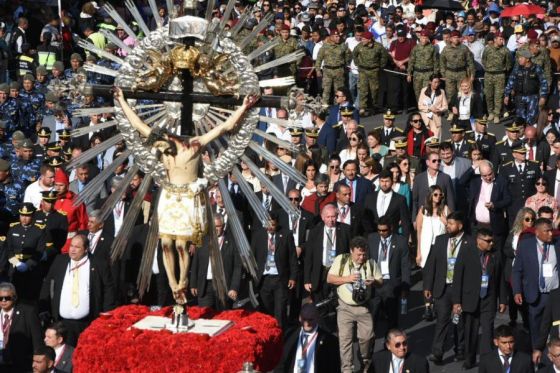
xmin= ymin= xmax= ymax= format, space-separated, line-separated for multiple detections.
xmin=3 ymin=0 xmax=560 ymax=373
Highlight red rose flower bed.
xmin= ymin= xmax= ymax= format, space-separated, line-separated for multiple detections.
xmin=73 ymin=305 xmax=283 ymax=373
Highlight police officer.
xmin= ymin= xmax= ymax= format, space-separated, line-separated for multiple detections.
xmin=504 ymin=49 xmax=548 ymax=126
xmin=11 ymin=138 xmax=41 ymax=186
xmin=16 ymin=43 xmax=36 ymax=79
xmin=491 ymin=120 xmax=522 ymax=169
xmin=19 ymin=74 xmax=45 ymax=138
xmin=34 ymin=66 xmax=50 ymax=94
xmin=407 ymin=29 xmax=439 ymax=102
xmin=375 ymin=109 xmax=404 ymax=147
xmin=501 ymin=141 xmax=541 ymax=225
xmin=447 ymin=123 xmax=470 ymax=159
xmin=0 ymin=158 xmax=25 ymax=223
xmin=440 ymin=30 xmax=475 ymax=117
xmin=34 ymin=127 xmax=51 ymax=162
xmin=64 ymin=53 xmax=83 ymax=81
xmin=465 ymin=118 xmax=496 ymax=160
xmin=482 ymin=31 xmax=512 ymax=124
xmin=33 ymin=190 xmax=68 ymax=256
xmin=315 ymin=29 xmax=352 ymax=105
xmin=0 ymin=120 xmax=9 ymax=159
xmin=6 ymin=202 xmax=48 ymax=301
xmin=516 ymin=32 xmax=552 ymax=91
xmin=0 ymin=83 xmax=21 ymax=136
xmin=353 ymin=31 xmax=388 ymax=116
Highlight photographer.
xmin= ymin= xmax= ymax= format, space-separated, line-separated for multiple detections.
xmin=327 ymin=236 xmax=382 ymax=373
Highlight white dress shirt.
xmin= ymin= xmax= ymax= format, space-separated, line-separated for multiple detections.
xmin=376 ymin=191 xmax=393 ymax=217
xmin=322 ymin=226 xmax=336 ymax=266
xmin=292 ymin=328 xmax=318 ymax=373
xmin=59 ymin=257 xmax=91 ymax=320
xmin=88 ymin=230 xmax=102 ymax=254
xmin=337 ymin=203 xmax=351 ymax=225
xmin=113 ymin=201 xmax=125 ymax=237
xmin=207 ymin=235 xmax=225 ymax=280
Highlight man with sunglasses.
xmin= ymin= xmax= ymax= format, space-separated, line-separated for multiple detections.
xmin=371 ymin=329 xmax=429 ymax=373
xmin=451 ymin=228 xmax=507 ymax=369
xmin=0 ymin=282 xmax=42 ymax=372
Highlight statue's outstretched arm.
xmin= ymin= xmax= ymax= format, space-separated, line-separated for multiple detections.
xmin=194 ymin=95 xmax=259 ymax=147
xmin=114 ymin=87 xmax=153 ymax=138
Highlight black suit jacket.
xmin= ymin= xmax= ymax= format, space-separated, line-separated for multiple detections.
xmin=39 ymin=253 xmax=116 ymax=321
xmin=538 ymin=366 xmax=559 ymax=373
xmin=478 ymin=350 xmax=533 ymax=373
xmin=466 ymin=169 xmax=511 ymax=235
xmin=367 ymin=233 xmax=411 ymax=294
xmin=304 ymin=222 xmax=351 ymax=290
xmin=544 ymin=168 xmax=559 ymax=196
xmin=363 ymin=191 xmax=411 ymax=239
xmin=274 ymin=326 xmax=341 ymax=373
xmin=251 ymin=191 xmax=281 ymax=229
xmin=78 ymin=229 xmax=113 ymax=265
xmin=251 ymin=227 xmax=298 ymax=284
xmin=1 ymin=303 xmax=43 ymax=372
xmin=190 ymin=232 xmax=242 ymax=296
xmin=451 ymin=246 xmax=507 ymax=313
xmin=334 ymin=177 xmax=373 ymax=206
xmin=536 ymin=287 xmax=560 ymax=351
xmin=272 ymin=174 xmax=298 ymax=196
xmin=277 ymin=208 xmax=314 ymax=248
xmin=423 ymin=233 xmax=476 ymax=299
xmin=369 ymin=350 xmax=429 ymax=373
xmin=55 ymin=344 xmax=74 ymax=373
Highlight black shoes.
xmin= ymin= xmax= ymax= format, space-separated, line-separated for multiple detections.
xmin=454 ymin=353 xmax=465 ymax=362
xmin=428 ymin=354 xmax=443 ymax=365
xmin=423 ymin=305 xmax=434 ymax=321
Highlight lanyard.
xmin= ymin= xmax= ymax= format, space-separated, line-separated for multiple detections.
xmin=326 ymin=228 xmax=336 ymax=248
xmin=268 ymin=234 xmax=276 ymax=253
xmin=69 ymin=257 xmax=89 ymax=273
xmin=301 ymin=331 xmax=318 ymax=359
xmin=54 ymin=345 xmax=66 ymax=367
xmin=480 ymin=253 xmax=490 ymax=274
xmin=539 ymin=243 xmax=550 ymax=262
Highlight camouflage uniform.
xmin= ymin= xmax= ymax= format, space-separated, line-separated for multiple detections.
xmin=0 ymin=178 xmax=25 ymax=217
xmin=0 ymin=99 xmax=21 ymax=137
xmin=273 ymin=36 xmax=299 ymax=78
xmin=353 ymin=41 xmax=388 ymax=112
xmin=316 ymin=42 xmax=352 ymax=104
xmin=11 ymin=158 xmax=41 ymax=186
xmin=440 ymin=44 xmax=475 ymax=101
xmin=482 ymin=44 xmax=512 ymax=118
xmin=504 ymin=63 xmax=548 ymax=125
xmin=407 ymin=43 xmax=439 ymax=100
xmin=515 ymin=46 xmax=552 ymax=89
xmin=19 ymin=90 xmax=45 ymax=137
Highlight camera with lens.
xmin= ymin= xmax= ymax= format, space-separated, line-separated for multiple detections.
xmin=351 ymin=269 xmax=367 ymax=303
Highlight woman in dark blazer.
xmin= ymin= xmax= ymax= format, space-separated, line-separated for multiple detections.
xmin=449 ymin=78 xmax=486 ymax=130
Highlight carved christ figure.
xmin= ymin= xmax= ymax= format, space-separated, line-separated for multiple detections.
xmin=114 ymin=87 xmax=257 ymax=303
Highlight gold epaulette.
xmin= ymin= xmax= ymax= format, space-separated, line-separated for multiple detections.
xmin=0 ymin=236 xmax=5 ymax=241
xmin=35 ymin=223 xmax=46 ymax=229
xmin=9 ymin=222 xmax=19 ymax=227
xmin=467 ymin=139 xmax=476 ymax=144
xmin=395 ymin=128 xmax=404 ymax=133
xmin=502 ymin=161 xmax=513 ymax=166
xmin=496 ymin=140 xmax=506 ymax=145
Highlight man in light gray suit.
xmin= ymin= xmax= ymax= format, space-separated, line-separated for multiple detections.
xmin=439 ymin=142 xmax=471 ymax=214
xmin=69 ymin=164 xmax=107 ymax=213
xmin=412 ymin=152 xmax=456 ymax=220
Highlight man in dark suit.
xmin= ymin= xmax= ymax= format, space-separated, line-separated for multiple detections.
xmin=412 ymin=152 xmax=456 ymax=219
xmin=370 ymin=329 xmax=429 ymax=373
xmin=190 ymin=215 xmax=242 ymax=310
xmin=252 ymin=181 xmax=280 ymax=229
xmin=451 ymin=228 xmax=508 ymax=369
xmin=334 ymin=183 xmax=363 ymax=237
xmin=78 ymin=209 xmax=112 ymax=265
xmin=537 ymin=337 xmax=560 ymax=373
xmin=512 ymin=218 xmax=560 ymax=349
xmin=69 ymin=164 xmax=107 ymax=214
xmin=31 ymin=346 xmax=57 ymax=373
xmin=325 ymin=87 xmax=360 ymax=128
xmin=314 ymin=109 xmax=337 ymax=155
xmin=479 ymin=325 xmax=533 ymax=372
xmin=543 ymin=155 xmax=560 ymax=200
xmin=334 ymin=159 xmax=373 ymax=206
xmin=39 ymin=234 xmax=116 ymax=347
xmin=272 ymin=172 xmax=298 ymax=196
xmin=304 ymin=204 xmax=351 ymax=303
xmin=439 ymin=142 xmax=471 ymax=213
xmin=0 ymin=282 xmax=43 ymax=373
xmin=466 ymin=160 xmax=511 ymax=252
xmin=363 ymin=170 xmax=411 ymax=240
xmin=367 ymin=217 xmax=410 ymax=330
xmin=252 ymin=211 xmax=298 ymax=328
xmin=423 ymin=211 xmax=471 ymax=364
xmin=44 ymin=322 xmax=74 ymax=373
xmin=274 ymin=303 xmax=340 ymax=373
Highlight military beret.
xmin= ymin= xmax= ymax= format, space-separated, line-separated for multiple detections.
xmin=41 ymin=190 xmax=58 ymax=201
xmin=518 ymin=49 xmax=532 ymax=59
xmin=19 ymin=202 xmax=35 ymax=215
xmin=450 ymin=30 xmax=461 ymax=38
xmin=330 ymin=28 xmax=340 ymax=36
xmin=10 ymin=81 xmax=19 ymax=90
xmin=396 ymin=29 xmax=407 ymax=37
xmin=362 ymin=31 xmax=373 ymax=40
xmin=86 ymin=54 xmax=97 ymax=63
xmin=0 ymin=83 xmax=8 ymax=94
xmin=526 ymin=29 xmax=538 ymax=40
xmin=52 ymin=61 xmax=64 ymax=71
xmin=36 ymin=66 xmax=48 ymax=75
xmin=37 ymin=127 xmax=52 ymax=138
xmin=21 ymin=138 xmax=34 ymax=149
xmin=70 ymin=53 xmax=83 ymax=62
xmin=383 ymin=109 xmax=395 ymax=120
xmin=0 ymin=158 xmax=9 ymax=171
xmin=22 ymin=73 xmax=35 ymax=82
xmin=45 ymin=92 xmax=59 ymax=103
xmin=420 ymin=29 xmax=430 ymax=37
xmin=12 ymin=131 xmax=25 ymax=141
xmin=340 ymin=106 xmax=354 ymax=116
xmin=493 ymin=31 xmax=503 ymax=38
xmin=449 ymin=123 xmax=466 ymax=133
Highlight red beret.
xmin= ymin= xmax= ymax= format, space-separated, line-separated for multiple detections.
xmin=281 ymin=24 xmax=290 ymax=31
xmin=54 ymin=169 xmax=69 ymax=185
xmin=420 ymin=29 xmax=430 ymax=37
xmin=362 ymin=31 xmax=373 ymax=40
xmin=450 ymin=30 xmax=461 ymax=38
xmin=527 ymin=29 xmax=538 ymax=40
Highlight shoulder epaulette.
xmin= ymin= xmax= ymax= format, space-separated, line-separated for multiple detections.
xmin=332 ymin=123 xmax=342 ymax=129
xmin=9 ymin=222 xmax=19 ymax=227
xmin=374 ymin=126 xmax=383 ymax=130
xmin=357 ymin=124 xmax=365 ymax=128
xmin=395 ymin=128 xmax=403 ymax=133
xmin=502 ymin=161 xmax=513 ymax=166
xmin=487 ymin=132 xmax=495 ymax=136
xmin=530 ymin=160 xmax=540 ymax=164
xmin=58 ymin=210 xmax=67 ymax=216
xmin=467 ymin=140 xmax=476 ymax=144
xmin=465 ymin=130 xmax=473 ymax=134
xmin=0 ymin=236 xmax=5 ymax=241
xmin=35 ymin=223 xmax=46 ymax=229
xmin=496 ymin=140 xmax=505 ymax=145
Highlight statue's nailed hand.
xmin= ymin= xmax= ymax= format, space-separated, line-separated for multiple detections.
xmin=112 ymin=86 xmax=124 ymax=101
xmin=243 ymin=94 xmax=259 ymax=110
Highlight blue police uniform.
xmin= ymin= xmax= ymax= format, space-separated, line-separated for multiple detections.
xmin=505 ymin=63 xmax=548 ymax=125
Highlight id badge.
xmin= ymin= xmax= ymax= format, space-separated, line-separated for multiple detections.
xmin=543 ymin=263 xmax=554 ymax=278
xmin=266 ymin=254 xmax=275 ymax=267
xmin=447 ymin=257 xmax=456 ymax=271
xmin=380 ymin=260 xmax=389 ymax=276
xmin=329 ymin=249 xmax=336 ymax=260
xmin=481 ymin=274 xmax=489 ymax=289
xmin=297 ymin=358 xmax=306 ymax=371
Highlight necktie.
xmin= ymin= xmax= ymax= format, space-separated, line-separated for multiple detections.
xmin=380 ymin=194 xmax=387 ymax=216
xmin=450 ymin=238 xmax=458 ymax=257
xmin=291 ymin=214 xmax=298 ymax=231
xmin=341 ymin=206 xmax=347 ymax=218
xmin=72 ymin=265 xmax=80 ymax=307
xmin=264 ymin=196 xmax=271 ymax=211
xmin=477 ymin=134 xmax=482 ymax=142
xmin=540 ymin=244 xmax=548 ymax=290
xmin=385 ymin=129 xmax=390 ymax=137
xmin=528 ymin=146 xmax=534 ymax=160
xmin=456 ymin=143 xmax=460 ymax=151
xmin=229 ymin=183 xmax=236 ymax=195
xmin=381 ymin=240 xmax=388 ymax=261
xmin=393 ymin=359 xmax=401 ymax=373
xmin=326 ymin=229 xmax=334 ymax=265
xmin=283 ymin=175 xmax=288 ymax=192
xmin=502 ymin=354 xmax=510 ymax=371
xmin=480 ymin=253 xmax=488 ymax=298
xmin=518 ymin=164 xmax=523 ymax=174
xmin=301 ymin=333 xmax=309 ymax=358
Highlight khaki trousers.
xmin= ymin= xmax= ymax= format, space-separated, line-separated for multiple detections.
xmin=337 ymin=299 xmax=374 ymax=373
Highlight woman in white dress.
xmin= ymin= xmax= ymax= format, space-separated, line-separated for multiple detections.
xmin=415 ymin=185 xmax=449 ymax=268
xmin=339 ymin=131 xmax=363 ymax=165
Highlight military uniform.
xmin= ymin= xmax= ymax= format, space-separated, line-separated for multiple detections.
xmin=11 ymin=157 xmax=41 ymax=186
xmin=440 ymin=44 xmax=475 ymax=101
xmin=504 ymin=55 xmax=548 ymax=125
xmin=515 ymin=45 xmax=552 ymax=89
xmin=501 ymin=159 xmax=541 ymax=221
xmin=375 ymin=125 xmax=404 ymax=147
xmin=273 ymin=36 xmax=299 ymax=78
xmin=33 ymin=210 xmax=68 ymax=254
xmin=353 ymin=39 xmax=388 ymax=112
xmin=316 ymin=39 xmax=351 ymax=105
xmin=482 ymin=43 xmax=512 ymax=120
xmin=0 ymin=97 xmax=21 ymax=136
xmin=0 ymin=177 xmax=25 ymax=218
xmin=19 ymin=89 xmax=45 ymax=137
xmin=407 ymin=42 xmax=439 ymax=100
xmin=465 ymin=130 xmax=496 ymax=159
xmin=492 ymin=139 xmax=515 ymax=169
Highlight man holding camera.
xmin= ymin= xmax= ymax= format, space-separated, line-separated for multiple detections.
xmin=327 ymin=236 xmax=383 ymax=373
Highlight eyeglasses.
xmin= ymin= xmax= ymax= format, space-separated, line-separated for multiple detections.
xmin=457 ymin=20 xmax=465 ymax=23
xmin=394 ymin=341 xmax=408 ymax=348
xmin=263 ymin=3 xmax=270 ymax=6
xmin=330 ymin=165 xmax=340 ymax=169
xmin=0 ymin=296 xmax=13 ymax=301
xmin=360 ymin=164 xmax=369 ymax=168
xmin=411 ymin=119 xmax=421 ymax=123
xmin=511 ymin=19 xmax=519 ymax=22
xmin=289 ymin=197 xmax=301 ymax=201
xmin=550 ymin=352 xmax=560 ymax=359
xmin=479 ymin=238 xmax=494 ymax=243
xmin=431 ymin=159 xmax=441 ymax=163
xmin=525 ymin=217 xmax=534 ymax=222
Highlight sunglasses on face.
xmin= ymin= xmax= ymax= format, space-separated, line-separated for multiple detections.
xmin=411 ymin=119 xmax=421 ymax=123
xmin=330 ymin=165 xmax=340 ymax=169
xmin=433 ymin=193 xmax=442 ymax=197
xmin=536 ymin=182 xmax=547 ymax=186
xmin=394 ymin=341 xmax=408 ymax=348
xmin=289 ymin=197 xmax=301 ymax=201
xmin=525 ymin=217 xmax=534 ymax=222
xmin=431 ymin=159 xmax=441 ymax=163
xmin=479 ymin=238 xmax=494 ymax=243
xmin=350 ymin=137 xmax=358 ymax=141
xmin=0 ymin=296 xmax=13 ymax=301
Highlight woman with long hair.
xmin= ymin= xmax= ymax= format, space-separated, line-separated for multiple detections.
xmin=388 ymin=162 xmax=412 ymax=207
xmin=300 ymin=160 xmax=318 ymax=200
xmin=397 ymin=156 xmax=415 ymax=189
xmin=503 ymin=207 xmax=535 ymax=328
xmin=525 ymin=177 xmax=558 ymax=221
xmin=416 ymin=185 xmax=449 ymax=268
xmin=339 ymin=131 xmax=363 ymax=165
xmin=403 ymin=112 xmax=433 ymax=158
xmin=418 ymin=74 xmax=448 ymax=139
xmin=449 ymin=78 xmax=485 ymax=129
xmin=327 ymin=155 xmax=343 ymax=192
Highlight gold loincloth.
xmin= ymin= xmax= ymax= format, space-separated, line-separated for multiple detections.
xmin=157 ymin=179 xmax=208 ymax=246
